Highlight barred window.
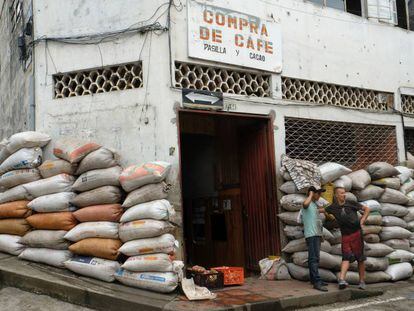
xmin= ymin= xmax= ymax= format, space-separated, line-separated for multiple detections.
xmin=175 ymin=62 xmax=271 ymax=97
xmin=282 ymin=77 xmax=393 ymax=112
xmin=401 ymin=94 xmax=414 ymax=114
xmin=53 ymin=62 xmax=143 ymax=99
xmin=404 ymin=128 xmax=414 ymax=155
xmin=285 ymin=118 xmax=398 ymax=170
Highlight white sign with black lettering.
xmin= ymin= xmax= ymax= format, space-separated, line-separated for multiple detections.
xmin=187 ymin=1 xmax=282 ymax=73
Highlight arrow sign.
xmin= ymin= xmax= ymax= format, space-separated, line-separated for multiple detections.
xmin=182 ymin=89 xmax=223 ymax=110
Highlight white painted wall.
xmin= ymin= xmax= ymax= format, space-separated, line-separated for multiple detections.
xmin=33 ymin=0 xmax=414 ymax=256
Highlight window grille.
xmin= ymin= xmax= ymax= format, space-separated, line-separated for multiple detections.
xmin=404 ymin=128 xmax=414 ymax=155
xmin=401 ymin=94 xmax=414 ymax=114
xmin=285 ymin=118 xmax=398 ymax=170
xmin=282 ymin=77 xmax=392 ymax=111
xmin=174 ymin=62 xmax=271 ymax=97
xmin=53 ymin=62 xmax=143 ymax=99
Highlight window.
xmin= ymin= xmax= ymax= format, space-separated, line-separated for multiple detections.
xmin=308 ymin=0 xmax=362 ymax=16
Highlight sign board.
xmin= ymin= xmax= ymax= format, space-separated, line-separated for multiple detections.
xmin=182 ymin=88 xmax=223 ymax=110
xmin=187 ymin=1 xmax=282 ymax=73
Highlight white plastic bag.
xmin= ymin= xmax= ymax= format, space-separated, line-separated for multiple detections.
xmin=118 ymin=234 xmax=178 ymax=256
xmin=361 ymin=200 xmax=381 ymax=212
xmin=28 ymin=192 xmax=76 ymax=213
xmin=64 ymin=256 xmax=120 ymax=282
xmin=259 ymin=258 xmax=291 ymax=280
xmin=115 ymin=270 xmax=178 ymax=293
xmin=19 ymin=248 xmax=72 ymax=267
xmin=0 ymin=234 xmax=25 ymax=255
xmin=120 ymin=200 xmax=175 ymax=223
xmin=64 ymin=221 xmax=119 ymax=242
xmin=319 ymin=162 xmax=352 ymax=184
xmin=23 ymin=174 xmax=75 ymax=198
xmin=119 ymin=220 xmax=174 ymax=242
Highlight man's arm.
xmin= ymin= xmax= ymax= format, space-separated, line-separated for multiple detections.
xmin=360 ymin=205 xmax=370 ymax=226
xmin=303 ymin=191 xmax=313 ymax=209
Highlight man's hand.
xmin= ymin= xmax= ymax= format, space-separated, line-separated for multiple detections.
xmin=360 ymin=205 xmax=370 ymax=227
xmin=303 ymin=191 xmax=314 ymax=209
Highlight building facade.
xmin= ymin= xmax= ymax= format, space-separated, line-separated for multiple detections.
xmin=1 ymin=0 xmax=414 ymax=270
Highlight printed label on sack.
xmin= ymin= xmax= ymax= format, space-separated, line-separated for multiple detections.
xmin=73 ymin=255 xmax=96 ymax=265
xmin=139 ymin=274 xmax=166 ymax=283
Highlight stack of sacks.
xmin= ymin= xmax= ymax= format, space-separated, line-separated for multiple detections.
xmin=116 ymin=162 xmax=182 ymax=293
xmin=19 ymin=141 xmax=80 ymax=267
xmin=63 ymin=146 xmax=124 ymax=282
xmin=0 ymin=132 xmax=51 ymax=256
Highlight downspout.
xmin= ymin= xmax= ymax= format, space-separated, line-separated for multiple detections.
xmin=28 ymin=0 xmax=35 ymax=131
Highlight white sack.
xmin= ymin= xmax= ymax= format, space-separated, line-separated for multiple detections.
xmin=23 ymin=174 xmax=75 ymax=198
xmin=0 ymin=148 xmax=42 ymax=174
xmin=6 ymin=132 xmax=50 ymax=154
xmin=64 ymin=222 xmax=119 ymax=242
xmin=319 ymin=163 xmax=352 ymax=184
xmin=333 ymin=175 xmax=352 ymax=192
xmin=72 ymin=166 xmax=122 ymax=192
xmin=380 ymin=226 xmax=412 ymax=241
xmin=122 ymin=182 xmax=169 ymax=208
xmin=115 ymin=270 xmax=178 ymax=293
xmin=28 ymin=192 xmax=77 ymax=213
xmin=279 ymin=181 xmax=306 ymax=194
xmin=76 ymin=148 xmax=120 ymax=175
xmin=21 ymin=230 xmax=70 ymax=250
xmin=0 ymin=169 xmax=41 ymax=189
xmin=382 ymin=216 xmax=408 ymax=228
xmin=278 ymin=211 xmax=301 ymax=226
xmin=379 ymin=188 xmax=409 ymax=205
xmin=19 ymin=248 xmax=72 ymax=268
xmin=361 ymin=200 xmax=381 ymax=212
xmin=395 ymin=166 xmax=413 ymax=183
xmin=120 ymin=200 xmax=175 ymax=223
xmin=119 ymin=220 xmax=174 ymax=242
xmin=122 ymin=253 xmax=175 ymax=272
xmin=0 ymin=184 xmax=31 ymax=204
xmin=38 ymin=159 xmax=77 ymax=179
xmin=65 ymin=256 xmax=120 ymax=282
xmin=118 ymin=234 xmax=178 ymax=256
xmin=348 ymin=170 xmax=371 ymax=190
xmin=379 ymin=203 xmax=409 ymax=217
xmin=385 ymin=262 xmax=413 ymax=281
xmin=70 ymin=185 xmax=122 ymax=207
xmin=0 ymin=234 xmax=25 ymax=255
xmin=53 ymin=138 xmax=101 ymax=164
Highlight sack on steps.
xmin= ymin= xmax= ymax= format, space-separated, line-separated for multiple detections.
xmin=0 ymin=234 xmax=25 ymax=255
xmin=19 ymin=248 xmax=71 ymax=268
xmin=64 ymin=256 xmax=120 ymax=282
xmin=115 ymin=270 xmax=178 ymax=293
xmin=385 ymin=262 xmax=413 ymax=281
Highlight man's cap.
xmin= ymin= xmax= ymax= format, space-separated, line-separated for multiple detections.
xmin=308 ymin=186 xmax=326 ymax=194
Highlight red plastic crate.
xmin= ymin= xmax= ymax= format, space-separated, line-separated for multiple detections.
xmin=211 ymin=266 xmax=244 ymax=285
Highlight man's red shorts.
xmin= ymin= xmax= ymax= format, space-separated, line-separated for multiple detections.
xmin=341 ymin=230 xmax=366 ymax=263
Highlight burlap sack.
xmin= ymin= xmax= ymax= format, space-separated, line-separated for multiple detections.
xmin=73 ymin=204 xmax=123 ymax=222
xmin=69 ymin=238 xmax=122 ymax=260
xmin=0 ymin=200 xmax=31 ymax=218
xmin=27 ymin=212 xmax=77 ymax=231
xmin=0 ymin=219 xmax=31 ymax=236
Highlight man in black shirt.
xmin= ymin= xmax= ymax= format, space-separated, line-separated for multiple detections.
xmin=326 ymin=187 xmax=370 ymax=290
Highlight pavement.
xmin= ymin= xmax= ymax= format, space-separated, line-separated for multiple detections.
xmin=0 ymin=252 xmax=411 ymax=311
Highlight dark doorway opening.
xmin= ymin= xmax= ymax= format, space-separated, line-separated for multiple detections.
xmin=179 ymin=110 xmax=280 ymax=271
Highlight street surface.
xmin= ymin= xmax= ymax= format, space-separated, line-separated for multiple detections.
xmin=0 ymin=287 xmax=94 ymax=311
xmin=300 ymin=283 xmax=414 ymax=311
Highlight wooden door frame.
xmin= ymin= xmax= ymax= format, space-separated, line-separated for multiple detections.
xmin=177 ymin=108 xmax=280 ymax=267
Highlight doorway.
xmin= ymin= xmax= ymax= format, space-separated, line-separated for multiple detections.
xmin=179 ymin=110 xmax=280 ymax=271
